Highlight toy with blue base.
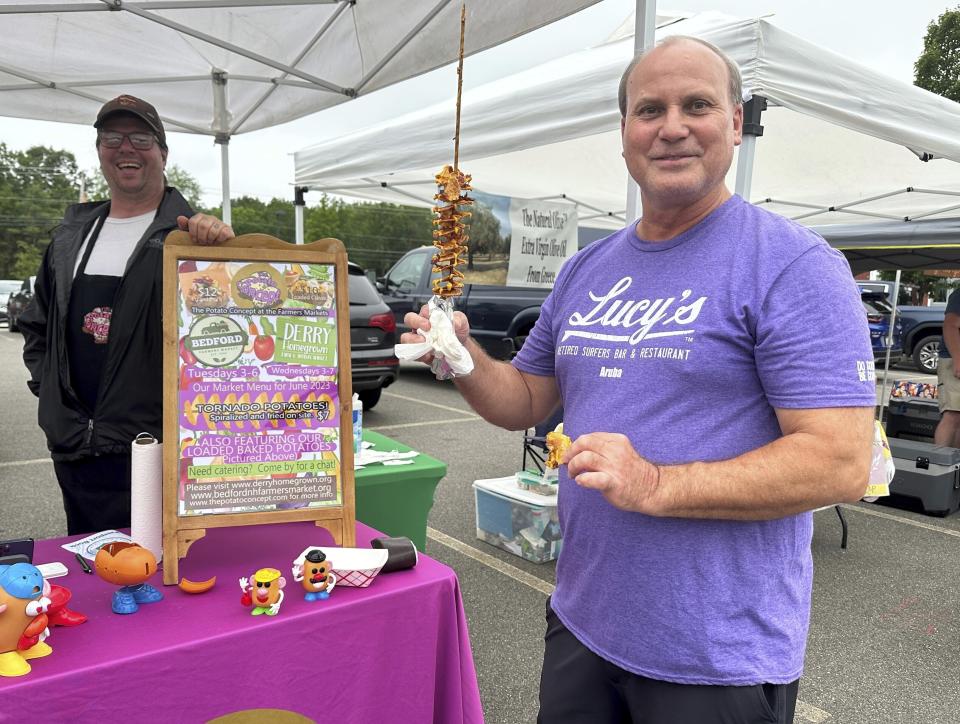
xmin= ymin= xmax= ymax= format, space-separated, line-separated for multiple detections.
xmin=93 ymin=542 xmax=164 ymax=615
xmin=292 ymin=548 xmax=336 ymax=601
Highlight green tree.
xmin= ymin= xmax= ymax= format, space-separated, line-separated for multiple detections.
xmin=202 ymin=196 xmax=297 ymax=241
xmin=0 ymin=145 xmax=83 ymax=279
xmin=915 ymin=6 xmax=960 ymax=101
xmin=878 ymin=270 xmax=954 ymax=304
xmin=304 ymin=196 xmax=433 ymax=275
xmin=0 ymin=151 xmax=440 ymax=282
xmin=166 ymin=166 xmax=204 ymax=209
xmin=466 ymin=202 xmax=503 ymax=267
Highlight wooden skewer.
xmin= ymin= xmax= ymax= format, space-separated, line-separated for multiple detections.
xmin=454 ymin=2 xmax=466 ymax=172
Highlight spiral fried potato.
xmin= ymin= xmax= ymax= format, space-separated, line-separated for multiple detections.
xmin=432 ymin=164 xmax=473 ymax=298
xmin=545 ymin=424 xmax=572 ymax=469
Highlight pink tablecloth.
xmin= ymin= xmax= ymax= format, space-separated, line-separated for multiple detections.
xmin=0 ymin=522 xmax=483 ymax=724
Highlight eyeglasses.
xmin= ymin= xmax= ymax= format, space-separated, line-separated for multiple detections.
xmin=97 ymin=130 xmax=158 ymax=150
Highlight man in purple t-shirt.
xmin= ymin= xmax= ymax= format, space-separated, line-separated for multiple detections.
xmin=402 ymin=36 xmax=875 ymax=723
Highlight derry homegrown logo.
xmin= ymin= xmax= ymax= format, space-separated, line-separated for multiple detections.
xmin=562 ymin=276 xmax=707 ymax=345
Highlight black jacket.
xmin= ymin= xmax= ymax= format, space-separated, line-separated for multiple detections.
xmin=20 ymin=187 xmax=192 ymax=461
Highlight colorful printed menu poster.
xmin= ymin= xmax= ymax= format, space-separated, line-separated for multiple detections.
xmin=176 ymin=260 xmax=341 ymax=516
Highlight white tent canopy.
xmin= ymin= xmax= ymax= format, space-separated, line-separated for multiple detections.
xmin=294 ymin=11 xmax=960 ymax=232
xmin=0 ymin=0 xmax=601 ymax=219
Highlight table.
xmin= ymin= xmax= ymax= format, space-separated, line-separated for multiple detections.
xmin=355 ymin=430 xmax=446 ymax=552
xmin=0 ymin=522 xmax=483 ymax=724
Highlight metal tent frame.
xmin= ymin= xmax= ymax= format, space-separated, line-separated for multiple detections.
xmin=0 ymin=0 xmax=602 ymax=223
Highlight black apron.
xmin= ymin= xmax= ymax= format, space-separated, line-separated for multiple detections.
xmin=67 ymin=214 xmax=120 ymax=413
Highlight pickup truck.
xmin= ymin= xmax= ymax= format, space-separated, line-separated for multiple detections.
xmin=377 ymin=247 xmax=550 ymax=359
xmin=856 ymin=281 xmax=945 ymax=372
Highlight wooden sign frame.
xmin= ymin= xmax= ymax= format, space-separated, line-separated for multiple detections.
xmin=161 ymin=232 xmax=355 ymax=585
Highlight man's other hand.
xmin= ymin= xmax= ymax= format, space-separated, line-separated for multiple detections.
xmin=565 ymin=432 xmax=664 ymax=515
xmin=177 ymin=213 xmax=235 ymax=246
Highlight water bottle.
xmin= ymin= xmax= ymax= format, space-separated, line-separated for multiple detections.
xmin=352 ymin=393 xmax=363 ymax=455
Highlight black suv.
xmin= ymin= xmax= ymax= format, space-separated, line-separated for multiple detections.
xmin=0 ymin=279 xmax=20 ymax=325
xmin=348 ymin=262 xmax=398 ymax=409
xmin=6 ymin=276 xmax=34 ymax=332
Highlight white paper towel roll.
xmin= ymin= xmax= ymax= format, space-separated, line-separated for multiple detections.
xmin=131 ymin=432 xmax=163 ymax=561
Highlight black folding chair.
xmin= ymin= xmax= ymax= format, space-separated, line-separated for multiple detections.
xmin=522 ymin=407 xmax=564 ymax=474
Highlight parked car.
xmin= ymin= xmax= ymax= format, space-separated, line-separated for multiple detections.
xmin=0 ymin=279 xmax=20 ymax=324
xmin=377 ymin=246 xmax=550 ymax=359
xmin=856 ymin=280 xmax=919 ymax=306
xmin=856 ymin=280 xmax=946 ymax=372
xmin=862 ymin=292 xmax=903 ymax=365
xmin=6 ymin=276 xmax=34 ymax=332
xmin=348 ymin=262 xmax=398 ymax=409
xmin=897 ymin=307 xmax=946 ymax=373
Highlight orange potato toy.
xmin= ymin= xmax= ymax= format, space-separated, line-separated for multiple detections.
xmin=239 ymin=568 xmax=286 ymax=616
xmin=292 ymin=548 xmax=336 ymax=602
xmin=94 ymin=542 xmax=158 ymax=586
xmin=94 ymin=542 xmax=164 ymax=615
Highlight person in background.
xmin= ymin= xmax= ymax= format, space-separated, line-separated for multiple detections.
xmin=19 ymin=95 xmax=235 ymax=535
xmin=401 ymin=37 xmax=875 ymax=723
xmin=934 ymin=288 xmax=960 ymax=447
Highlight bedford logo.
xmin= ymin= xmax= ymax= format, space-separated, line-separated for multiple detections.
xmin=563 ymin=276 xmax=707 ymax=345
xmin=188 ymin=315 xmax=247 ymax=367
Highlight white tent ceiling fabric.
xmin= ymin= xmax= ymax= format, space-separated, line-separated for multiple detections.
xmin=0 ymin=0 xmax=601 ymax=137
xmin=294 ymin=11 xmax=960 ymax=231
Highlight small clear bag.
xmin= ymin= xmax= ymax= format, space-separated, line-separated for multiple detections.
xmin=864 ymin=420 xmax=896 ymax=501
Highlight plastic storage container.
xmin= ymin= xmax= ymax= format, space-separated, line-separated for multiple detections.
xmin=473 ymin=476 xmax=562 ymax=563
xmin=885 ymin=399 xmax=940 ymax=442
xmin=887 ymin=438 xmax=960 ymax=516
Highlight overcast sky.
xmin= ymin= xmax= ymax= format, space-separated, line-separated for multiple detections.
xmin=0 ymin=0 xmax=952 ymax=208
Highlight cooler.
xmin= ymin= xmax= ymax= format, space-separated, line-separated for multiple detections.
xmin=887 ymin=438 xmax=960 ymax=517
xmin=884 ymin=399 xmax=940 ymax=442
xmin=473 ymin=476 xmax=562 ymax=563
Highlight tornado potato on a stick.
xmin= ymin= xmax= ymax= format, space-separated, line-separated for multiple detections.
xmin=431 ymin=165 xmax=473 ymax=298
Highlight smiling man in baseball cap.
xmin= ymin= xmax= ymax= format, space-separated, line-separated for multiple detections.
xmin=18 ymin=94 xmax=235 ymax=534
xmin=94 ymin=94 xmax=167 ymax=148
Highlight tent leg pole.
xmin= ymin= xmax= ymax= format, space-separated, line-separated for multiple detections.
xmin=294 ymin=186 xmax=307 ymax=245
xmin=734 ymin=134 xmax=757 ymax=200
xmin=624 ymin=0 xmax=655 ymax=225
xmin=626 ymin=180 xmax=641 ymax=224
xmin=218 ymin=140 xmax=231 ymax=225
xmin=878 ymin=270 xmax=902 ymax=423
xmin=212 ymin=70 xmax=231 ymax=225
xmin=734 ymin=96 xmax=767 ymax=200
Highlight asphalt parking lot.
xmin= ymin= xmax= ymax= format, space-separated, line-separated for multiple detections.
xmin=1 ymin=327 xmax=958 ymax=723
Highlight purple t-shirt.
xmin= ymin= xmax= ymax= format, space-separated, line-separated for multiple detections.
xmin=513 ymin=195 xmax=876 ymax=685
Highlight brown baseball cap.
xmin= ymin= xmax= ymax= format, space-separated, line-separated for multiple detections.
xmin=94 ymin=95 xmax=166 ymax=148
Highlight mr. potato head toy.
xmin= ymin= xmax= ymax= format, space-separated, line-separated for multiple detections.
xmin=291 ymin=548 xmax=336 ymax=602
xmin=239 ymin=568 xmax=285 ymax=616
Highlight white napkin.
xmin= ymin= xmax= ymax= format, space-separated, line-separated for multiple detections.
xmin=394 ymin=297 xmax=474 ymax=379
